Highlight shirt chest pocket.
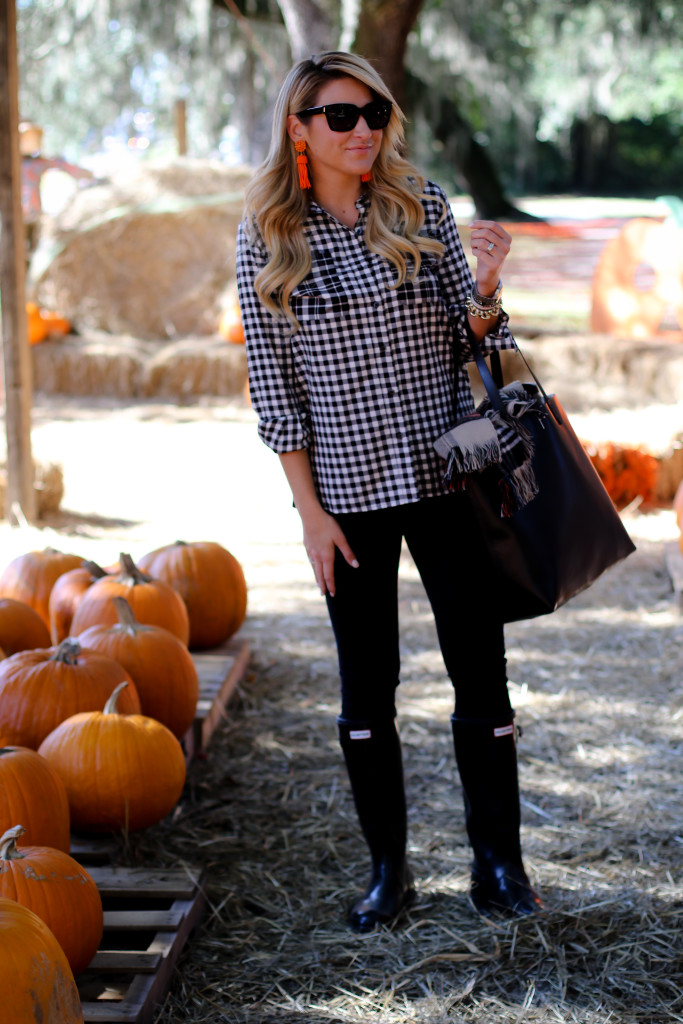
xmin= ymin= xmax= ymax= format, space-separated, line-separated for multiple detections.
xmin=393 ymin=268 xmax=444 ymax=309
xmin=290 ymin=295 xmax=383 ymax=388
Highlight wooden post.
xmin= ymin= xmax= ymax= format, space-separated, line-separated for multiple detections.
xmin=0 ymin=0 xmax=36 ymax=524
xmin=174 ymin=99 xmax=187 ymax=156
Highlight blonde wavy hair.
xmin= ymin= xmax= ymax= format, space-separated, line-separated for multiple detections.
xmin=242 ymin=51 xmax=445 ymax=325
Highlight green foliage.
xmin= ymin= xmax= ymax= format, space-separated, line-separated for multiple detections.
xmin=16 ymin=0 xmax=289 ymax=163
xmin=15 ymin=0 xmax=683 ymax=196
xmin=408 ymin=0 xmax=682 ymax=193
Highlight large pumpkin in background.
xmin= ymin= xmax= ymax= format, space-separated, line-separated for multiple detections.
xmin=0 ymin=549 xmax=84 ymax=630
xmin=0 ymin=897 xmax=84 ymax=1022
xmin=69 ymin=552 xmax=190 ymax=646
xmin=0 ymin=824 xmax=103 ymax=976
xmin=39 ymin=683 xmax=187 ymax=833
xmin=139 ymin=540 xmax=247 ymax=650
xmin=0 ymin=745 xmax=71 ymax=852
xmin=76 ymin=597 xmax=199 ymax=738
xmin=0 ymin=598 xmax=51 ymax=655
xmin=0 ymin=637 xmax=141 ymax=749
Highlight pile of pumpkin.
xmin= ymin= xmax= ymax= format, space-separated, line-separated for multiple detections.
xmin=0 ymin=540 xmax=246 ymax=1020
xmin=585 ymin=441 xmax=660 ymax=509
xmin=26 ymin=301 xmax=71 ymax=345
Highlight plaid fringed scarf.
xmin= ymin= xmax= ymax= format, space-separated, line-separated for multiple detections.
xmin=434 ymin=381 xmax=546 ymax=517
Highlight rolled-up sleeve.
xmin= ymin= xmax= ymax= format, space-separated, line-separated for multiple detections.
xmin=425 ymin=185 xmax=516 ymax=364
xmin=236 ymin=222 xmax=308 ymax=453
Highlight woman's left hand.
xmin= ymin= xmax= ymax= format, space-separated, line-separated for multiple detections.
xmin=469 ymin=220 xmax=512 ymax=291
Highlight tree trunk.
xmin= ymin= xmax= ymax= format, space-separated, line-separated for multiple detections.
xmin=406 ymin=72 xmax=540 ymax=222
xmin=276 ymin=0 xmax=338 ymax=62
xmin=0 ymin=0 xmax=36 ymax=523
xmin=353 ymin=0 xmax=424 ymax=107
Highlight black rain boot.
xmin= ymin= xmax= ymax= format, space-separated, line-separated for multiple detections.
xmin=451 ymin=713 xmax=543 ymax=917
xmin=337 ymin=716 xmax=415 ymax=933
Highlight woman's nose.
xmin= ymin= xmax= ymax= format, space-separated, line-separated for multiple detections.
xmin=353 ymin=117 xmax=373 ymax=137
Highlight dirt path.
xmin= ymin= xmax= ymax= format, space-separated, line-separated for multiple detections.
xmin=0 ymin=391 xmax=678 ymax=1023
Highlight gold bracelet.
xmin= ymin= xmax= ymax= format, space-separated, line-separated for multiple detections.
xmin=466 ymin=293 xmax=501 ymax=319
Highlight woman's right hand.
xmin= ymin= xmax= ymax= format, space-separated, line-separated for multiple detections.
xmin=301 ymin=505 xmax=358 ymax=597
xmin=278 ymin=449 xmax=358 ymax=596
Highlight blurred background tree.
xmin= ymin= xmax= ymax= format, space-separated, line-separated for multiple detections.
xmin=15 ymin=0 xmax=683 ymax=214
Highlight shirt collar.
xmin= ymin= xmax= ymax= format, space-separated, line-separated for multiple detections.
xmin=308 ymin=191 xmax=370 ymax=225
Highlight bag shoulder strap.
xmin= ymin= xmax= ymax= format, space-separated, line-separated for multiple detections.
xmin=470 ymin=332 xmax=550 ymax=409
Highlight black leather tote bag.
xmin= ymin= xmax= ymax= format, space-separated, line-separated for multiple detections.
xmin=464 ymin=339 xmax=636 ymax=622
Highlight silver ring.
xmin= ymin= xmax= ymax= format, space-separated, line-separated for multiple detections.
xmin=486 ymin=241 xmax=495 ymax=252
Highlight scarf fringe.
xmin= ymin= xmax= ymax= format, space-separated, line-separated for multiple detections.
xmin=435 ymin=379 xmax=547 ymax=517
xmin=498 ymin=459 xmax=540 ymax=516
xmin=438 ymin=416 xmax=501 ymax=487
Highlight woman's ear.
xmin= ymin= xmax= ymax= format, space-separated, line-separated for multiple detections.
xmin=287 ymin=114 xmax=305 ymax=143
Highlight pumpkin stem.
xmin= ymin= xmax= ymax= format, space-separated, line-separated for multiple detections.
xmin=119 ymin=552 xmax=152 ymax=585
xmin=103 ymin=681 xmax=129 ymax=715
xmin=0 ymin=824 xmax=26 ymax=860
xmin=82 ymin=560 xmax=108 ymax=580
xmin=52 ymin=637 xmax=81 ymax=664
xmin=112 ymin=596 xmax=143 ymax=632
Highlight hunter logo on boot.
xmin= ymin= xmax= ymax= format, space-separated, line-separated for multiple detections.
xmin=494 ymin=725 xmax=515 ymax=737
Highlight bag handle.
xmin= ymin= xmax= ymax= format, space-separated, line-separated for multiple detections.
xmin=469 ymin=331 xmax=550 ymax=410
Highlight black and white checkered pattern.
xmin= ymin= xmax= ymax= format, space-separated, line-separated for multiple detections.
xmin=236 ymin=180 xmax=516 ymax=514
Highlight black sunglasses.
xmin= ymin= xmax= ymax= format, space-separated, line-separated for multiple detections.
xmin=295 ymin=100 xmax=392 ymax=133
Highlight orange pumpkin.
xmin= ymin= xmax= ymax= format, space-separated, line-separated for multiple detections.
xmin=218 ymin=300 xmax=245 ymax=343
xmin=0 ymin=548 xmax=84 ymax=630
xmin=0 ymin=896 xmax=84 ymax=1022
xmin=0 ymin=824 xmax=103 ymax=976
xmin=138 ymin=540 xmax=247 ymax=650
xmin=0 ymin=637 xmax=141 ymax=749
xmin=39 ymin=683 xmax=187 ymax=833
xmin=26 ymin=301 xmax=48 ymax=345
xmin=0 ymin=746 xmax=71 ymax=852
xmin=69 ymin=552 xmax=190 ymax=646
xmin=48 ymin=561 xmax=109 ymax=644
xmin=0 ymin=597 xmax=51 ymax=655
xmin=76 ymin=596 xmax=199 ymax=738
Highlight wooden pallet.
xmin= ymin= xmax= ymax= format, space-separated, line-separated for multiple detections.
xmin=65 ymin=638 xmax=249 ymax=1017
xmin=184 ymin=635 xmax=250 ymax=762
xmin=665 ymin=541 xmax=683 ymax=612
xmin=74 ymin=865 xmax=205 ymax=1023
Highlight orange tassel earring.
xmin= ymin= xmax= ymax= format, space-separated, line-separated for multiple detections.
xmin=295 ymin=140 xmax=311 ymax=189
xmin=361 ymin=171 xmax=372 ymax=183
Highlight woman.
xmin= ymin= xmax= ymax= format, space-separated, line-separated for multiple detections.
xmin=236 ymin=51 xmax=542 ymax=933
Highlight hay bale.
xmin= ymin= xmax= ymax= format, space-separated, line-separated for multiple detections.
xmin=655 ymin=437 xmax=683 ymax=503
xmin=32 ymin=331 xmax=151 ymax=397
xmin=30 ymin=159 xmax=253 ymax=341
xmin=140 ymin=336 xmax=248 ymax=399
xmin=516 ymin=333 xmax=683 ymax=409
xmin=0 ymin=462 xmax=64 ymax=519
xmin=29 ymin=330 xmax=248 ymax=399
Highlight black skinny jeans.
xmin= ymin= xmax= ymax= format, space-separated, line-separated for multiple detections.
xmin=326 ymin=491 xmax=512 ymax=723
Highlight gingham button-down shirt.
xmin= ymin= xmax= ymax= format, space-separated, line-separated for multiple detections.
xmin=236 ymin=180 xmax=516 ymax=514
